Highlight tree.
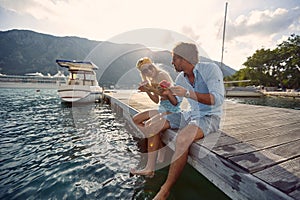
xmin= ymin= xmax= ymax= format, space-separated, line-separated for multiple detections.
xmin=276 ymin=34 xmax=300 ymax=89
xmin=229 ymin=34 xmax=300 ymax=89
xmin=242 ymin=48 xmax=278 ymax=87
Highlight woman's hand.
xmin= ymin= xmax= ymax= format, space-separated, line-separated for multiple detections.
xmin=160 ymin=87 xmax=172 ymax=97
xmin=160 ymin=87 xmax=179 ymax=106
xmin=138 ymin=85 xmax=148 ymax=92
xmin=140 ymin=80 xmax=149 ymax=86
xmin=138 ymin=81 xmax=150 ymax=92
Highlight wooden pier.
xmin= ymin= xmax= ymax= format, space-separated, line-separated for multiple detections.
xmin=263 ymin=91 xmax=300 ymax=99
xmin=104 ymin=90 xmax=300 ymax=200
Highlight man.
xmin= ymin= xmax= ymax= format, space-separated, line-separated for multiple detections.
xmin=132 ymin=42 xmax=225 ymax=200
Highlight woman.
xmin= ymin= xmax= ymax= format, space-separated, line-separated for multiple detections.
xmin=133 ymin=57 xmax=181 ymax=128
xmin=131 ymin=57 xmax=181 ymax=177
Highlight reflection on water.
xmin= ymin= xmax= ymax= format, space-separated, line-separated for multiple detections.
xmin=227 ymin=96 xmax=300 ymax=110
xmin=0 ymin=88 xmax=230 ymax=199
xmin=0 ymin=89 xmax=142 ymax=199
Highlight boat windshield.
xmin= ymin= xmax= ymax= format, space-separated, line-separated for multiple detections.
xmin=68 ymin=71 xmax=97 ymax=86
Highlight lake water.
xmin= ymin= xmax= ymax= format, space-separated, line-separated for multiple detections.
xmin=0 ymin=88 xmax=230 ymax=200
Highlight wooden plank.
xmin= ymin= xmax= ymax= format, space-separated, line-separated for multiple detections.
xmin=223 ymin=103 xmax=297 ymax=117
xmin=108 ymin=91 xmax=158 ymax=112
xmin=246 ymin=128 xmax=300 ymax=148
xmin=221 ymin=112 xmax=299 ymax=131
xmin=289 ymin=188 xmax=300 ymax=200
xmin=215 ymin=123 xmax=300 ymax=149
xmin=199 ymin=131 xmax=241 ymax=150
xmin=224 ymin=102 xmax=299 ymax=114
xmin=224 ymin=106 xmax=281 ymax=116
xmin=221 ymin=113 xmax=297 ymax=131
xmin=161 ymin=130 xmax=293 ymax=200
xmin=229 ymin=140 xmax=300 ymax=173
xmin=212 ymin=128 xmax=300 ymax=158
xmin=254 ymin=157 xmax=300 ymax=198
xmin=222 ymin=113 xmax=300 ymax=130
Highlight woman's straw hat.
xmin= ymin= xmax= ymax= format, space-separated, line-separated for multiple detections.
xmin=136 ymin=57 xmax=152 ymax=70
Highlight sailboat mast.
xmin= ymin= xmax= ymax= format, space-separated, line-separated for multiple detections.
xmin=220 ymin=2 xmax=228 ymax=70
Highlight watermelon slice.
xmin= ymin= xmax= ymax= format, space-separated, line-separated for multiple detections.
xmin=159 ymin=80 xmax=171 ymax=88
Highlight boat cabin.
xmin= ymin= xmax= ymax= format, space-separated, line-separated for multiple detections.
xmin=56 ymin=60 xmax=98 ymax=86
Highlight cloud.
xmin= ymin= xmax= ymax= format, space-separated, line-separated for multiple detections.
xmin=181 ymin=26 xmax=200 ymax=41
xmin=1 ymin=0 xmax=299 ymax=70
xmin=226 ymin=7 xmax=300 ymax=40
xmin=0 ymin=0 xmax=69 ymax=24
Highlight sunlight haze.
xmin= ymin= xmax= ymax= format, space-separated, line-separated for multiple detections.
xmin=0 ymin=0 xmax=299 ymax=70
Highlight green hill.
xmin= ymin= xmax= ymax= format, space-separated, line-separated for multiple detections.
xmin=0 ymin=29 xmax=99 ymax=75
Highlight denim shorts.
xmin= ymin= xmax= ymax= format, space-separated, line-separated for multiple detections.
xmin=164 ymin=112 xmax=220 ymax=136
xmin=158 ymin=100 xmax=181 ymax=113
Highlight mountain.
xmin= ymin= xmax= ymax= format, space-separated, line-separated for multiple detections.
xmin=0 ymin=29 xmax=99 ymax=75
xmin=0 ymin=29 xmax=236 ymax=88
xmin=200 ymin=56 xmax=237 ymax=77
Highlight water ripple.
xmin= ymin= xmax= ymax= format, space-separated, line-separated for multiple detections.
xmin=0 ymin=89 xmax=141 ymax=200
xmin=0 ymin=89 xmax=231 ymax=200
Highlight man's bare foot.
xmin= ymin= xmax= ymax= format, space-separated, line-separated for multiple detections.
xmin=153 ymin=187 xmax=170 ymax=200
xmin=130 ymin=168 xmax=154 ymax=178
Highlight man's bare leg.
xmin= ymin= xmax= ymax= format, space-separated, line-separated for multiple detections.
xmin=153 ymin=125 xmax=204 ymax=200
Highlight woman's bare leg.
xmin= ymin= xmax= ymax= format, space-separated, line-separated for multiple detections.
xmin=130 ymin=134 xmax=160 ymax=177
xmin=131 ymin=115 xmax=170 ymax=177
xmin=132 ymin=109 xmax=159 ymax=127
xmin=157 ymin=140 xmax=166 ymax=163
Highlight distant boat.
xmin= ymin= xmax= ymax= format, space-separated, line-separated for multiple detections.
xmin=0 ymin=71 xmax=67 ymax=89
xmin=56 ymin=59 xmax=103 ymax=103
xmin=25 ymin=72 xmax=45 ymax=77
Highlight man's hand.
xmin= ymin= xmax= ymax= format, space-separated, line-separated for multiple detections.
xmin=169 ymin=85 xmax=187 ymax=97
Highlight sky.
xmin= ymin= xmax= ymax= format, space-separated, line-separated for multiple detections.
xmin=0 ymin=0 xmax=299 ymax=70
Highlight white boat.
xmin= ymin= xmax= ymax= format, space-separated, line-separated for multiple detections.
xmin=56 ymin=59 xmax=103 ymax=103
xmin=0 ymin=71 xmax=67 ymax=89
